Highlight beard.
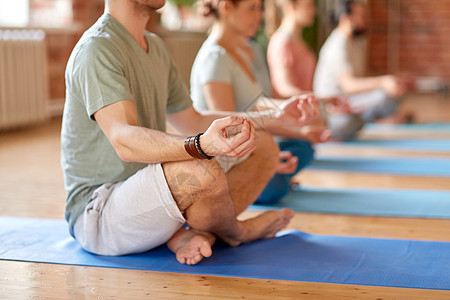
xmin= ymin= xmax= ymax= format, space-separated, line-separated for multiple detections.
xmin=352 ymin=27 xmax=368 ymax=38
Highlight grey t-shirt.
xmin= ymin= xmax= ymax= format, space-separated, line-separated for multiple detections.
xmin=313 ymin=29 xmax=352 ymax=98
xmin=190 ymin=38 xmax=262 ymax=112
xmin=249 ymin=39 xmax=273 ymax=97
xmin=62 ymin=14 xmax=192 ymax=235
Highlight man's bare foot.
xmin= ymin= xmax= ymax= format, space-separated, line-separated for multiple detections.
xmin=222 ymin=208 xmax=295 ymax=246
xmin=375 ymin=112 xmax=415 ymax=124
xmin=167 ymin=228 xmax=216 ymax=265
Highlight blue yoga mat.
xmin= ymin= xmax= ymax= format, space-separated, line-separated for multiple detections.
xmin=308 ymin=156 xmax=450 ymax=177
xmin=364 ymin=123 xmax=450 ymax=133
xmin=252 ymin=187 xmax=450 ymax=218
xmin=317 ymin=138 xmax=450 ymax=153
xmin=1 ymin=217 xmax=450 ymax=290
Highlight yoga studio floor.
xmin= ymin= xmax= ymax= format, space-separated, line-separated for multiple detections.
xmin=1 ymin=93 xmax=450 ymax=299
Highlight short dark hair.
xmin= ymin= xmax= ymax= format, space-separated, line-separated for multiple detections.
xmin=330 ymin=0 xmax=364 ymax=27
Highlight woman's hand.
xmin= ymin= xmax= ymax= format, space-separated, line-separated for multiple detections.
xmin=301 ymin=125 xmax=331 ymax=144
xmin=275 ymin=95 xmax=320 ymax=128
xmin=275 ymin=151 xmax=298 ymax=174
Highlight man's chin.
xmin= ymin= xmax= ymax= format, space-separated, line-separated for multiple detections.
xmin=134 ymin=0 xmax=166 ymax=12
xmin=150 ymin=1 xmax=165 ymax=10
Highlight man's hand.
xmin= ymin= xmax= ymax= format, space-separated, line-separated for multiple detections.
xmin=275 ymin=151 xmax=298 ymax=174
xmin=380 ymin=75 xmax=407 ymax=97
xmin=200 ymin=116 xmax=256 ymax=158
xmin=275 ymin=95 xmax=320 ymax=128
xmin=324 ymin=96 xmax=352 ymax=114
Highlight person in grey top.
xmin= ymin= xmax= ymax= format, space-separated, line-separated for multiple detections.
xmin=62 ymin=0 xmax=320 ymax=265
xmin=314 ymin=0 xmax=408 ymax=140
xmin=191 ymin=0 xmax=329 ymax=205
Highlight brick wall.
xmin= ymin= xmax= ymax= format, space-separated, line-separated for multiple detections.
xmin=368 ymin=0 xmax=450 ymax=81
xmin=46 ymin=1 xmax=160 ymax=104
xmin=47 ymin=1 xmax=450 ymax=102
xmin=47 ymin=31 xmax=83 ymax=102
xmin=46 ymin=0 xmax=104 ymax=103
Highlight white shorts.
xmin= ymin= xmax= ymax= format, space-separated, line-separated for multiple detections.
xmin=73 ymin=164 xmax=185 ymax=256
xmin=73 ymin=156 xmax=247 ymax=256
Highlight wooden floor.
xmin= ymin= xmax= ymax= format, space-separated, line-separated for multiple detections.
xmin=1 ymin=93 xmax=450 ymax=299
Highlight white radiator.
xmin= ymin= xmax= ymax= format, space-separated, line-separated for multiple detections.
xmin=0 ymin=30 xmax=49 ymax=130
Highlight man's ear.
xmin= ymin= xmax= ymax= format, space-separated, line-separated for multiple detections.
xmin=339 ymin=13 xmax=353 ymax=28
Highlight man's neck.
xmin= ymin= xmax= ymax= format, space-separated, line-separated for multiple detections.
xmin=105 ymin=2 xmax=151 ymax=51
xmin=337 ymin=22 xmax=352 ymax=39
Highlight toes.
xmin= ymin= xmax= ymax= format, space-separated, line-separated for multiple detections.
xmin=265 ymin=232 xmax=277 ymax=238
xmin=178 ymin=250 xmax=209 ymax=265
xmin=177 ymin=255 xmax=187 ymax=264
xmin=169 ymin=229 xmax=215 ymax=266
xmin=186 ymin=254 xmax=203 ymax=265
xmin=200 ymin=241 xmax=212 ymax=258
xmin=194 ymin=253 xmax=204 ymax=264
xmin=281 ymin=208 xmax=295 ymax=218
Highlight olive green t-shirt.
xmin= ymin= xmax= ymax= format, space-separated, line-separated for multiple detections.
xmin=61 ymin=14 xmax=192 ymax=236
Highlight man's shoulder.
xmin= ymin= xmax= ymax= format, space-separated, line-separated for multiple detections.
xmin=74 ymin=15 xmax=134 ymax=58
xmin=79 ymin=24 xmax=124 ymax=53
xmin=69 ymin=29 xmax=125 ymax=71
xmin=325 ymin=30 xmax=347 ymax=48
xmin=319 ymin=30 xmax=346 ymax=57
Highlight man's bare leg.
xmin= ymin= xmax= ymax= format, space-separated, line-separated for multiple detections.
xmin=163 ymin=157 xmax=293 ymax=265
xmin=225 ymin=131 xmax=280 ymax=214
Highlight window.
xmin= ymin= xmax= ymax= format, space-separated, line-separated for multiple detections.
xmin=0 ymin=0 xmax=73 ymax=27
xmin=0 ymin=0 xmax=29 ymax=27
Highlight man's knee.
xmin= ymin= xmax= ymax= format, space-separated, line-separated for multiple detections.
xmin=376 ymin=96 xmax=399 ymax=119
xmin=357 ymin=89 xmax=399 ymax=121
xmin=162 ymin=159 xmax=229 ymax=209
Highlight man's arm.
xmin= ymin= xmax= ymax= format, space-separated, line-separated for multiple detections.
xmin=94 ymin=100 xmax=256 ymax=164
xmin=339 ymin=71 xmax=405 ymax=96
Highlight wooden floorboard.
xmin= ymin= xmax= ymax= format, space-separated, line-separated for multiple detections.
xmin=1 ymin=94 xmax=450 ymax=299
xmin=2 ymin=260 xmax=450 ymax=300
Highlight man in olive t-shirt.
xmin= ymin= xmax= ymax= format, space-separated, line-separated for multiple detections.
xmin=62 ymin=0 xmax=319 ymax=265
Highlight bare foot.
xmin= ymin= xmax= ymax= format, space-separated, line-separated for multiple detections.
xmin=222 ymin=208 xmax=295 ymax=246
xmin=375 ymin=112 xmax=415 ymax=124
xmin=167 ymin=228 xmax=216 ymax=265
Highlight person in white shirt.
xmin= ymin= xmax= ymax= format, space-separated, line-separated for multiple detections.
xmin=314 ymin=0 xmax=408 ymax=140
